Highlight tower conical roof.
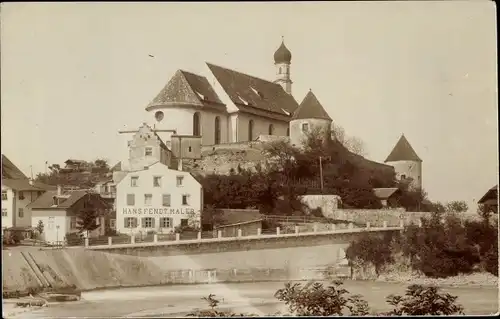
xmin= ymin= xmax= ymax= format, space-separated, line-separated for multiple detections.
xmin=292 ymin=90 xmax=332 ymax=121
xmin=274 ymin=40 xmax=292 ymax=64
xmin=385 ymin=135 xmax=422 ymax=162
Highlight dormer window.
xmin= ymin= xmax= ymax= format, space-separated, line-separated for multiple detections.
xmin=195 ymin=91 xmax=205 ymax=100
xmin=237 ymin=95 xmax=249 ymax=106
xmin=250 ymin=87 xmax=263 ymax=98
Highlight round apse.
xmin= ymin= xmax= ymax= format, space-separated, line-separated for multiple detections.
xmin=155 ymin=111 xmax=164 ymax=122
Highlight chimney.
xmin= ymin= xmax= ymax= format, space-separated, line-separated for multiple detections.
xmin=57 ymin=185 xmax=62 ymax=196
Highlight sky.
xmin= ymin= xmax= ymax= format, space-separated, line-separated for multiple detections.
xmin=1 ymin=1 xmax=497 ymax=210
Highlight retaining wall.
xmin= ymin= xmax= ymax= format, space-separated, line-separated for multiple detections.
xmin=2 ymin=246 xmax=348 ymax=295
xmin=324 ymin=209 xmax=430 ymax=227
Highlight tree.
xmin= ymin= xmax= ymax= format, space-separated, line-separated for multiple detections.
xmin=76 ymin=196 xmax=100 ymax=237
xmin=331 ymin=123 xmax=367 ymax=156
xmin=385 ymin=285 xmax=464 ymax=315
xmin=35 ymin=220 xmax=44 ymax=240
xmin=445 ymin=200 xmax=468 ymax=213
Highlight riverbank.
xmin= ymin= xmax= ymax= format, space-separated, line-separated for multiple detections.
xmin=4 ymin=281 xmax=498 ymax=318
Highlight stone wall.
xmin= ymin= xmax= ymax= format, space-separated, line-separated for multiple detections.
xmin=89 ymin=228 xmax=401 ymax=257
xmin=323 ymin=209 xmax=430 ymax=227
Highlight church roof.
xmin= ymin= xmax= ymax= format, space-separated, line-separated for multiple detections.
xmin=274 ymin=41 xmax=292 ymax=64
xmin=145 ymin=70 xmax=226 ymax=111
xmin=2 ymin=154 xmax=28 ymax=180
xmin=206 ymin=62 xmax=299 ymax=121
xmin=292 ymin=90 xmax=332 ymax=121
xmin=384 ymin=135 xmax=422 ymax=163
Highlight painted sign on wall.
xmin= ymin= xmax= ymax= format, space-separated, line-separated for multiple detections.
xmin=122 ymin=207 xmax=196 ymax=215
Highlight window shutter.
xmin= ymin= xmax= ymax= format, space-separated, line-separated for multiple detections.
xmin=151 ymin=218 xmax=156 ymax=228
xmin=133 ymin=218 xmax=138 ymax=228
xmin=124 ymin=217 xmax=128 ymax=227
xmin=141 ymin=217 xmax=146 ymax=228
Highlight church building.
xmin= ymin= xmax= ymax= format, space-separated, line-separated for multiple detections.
xmin=116 ymin=39 xmax=423 ymax=189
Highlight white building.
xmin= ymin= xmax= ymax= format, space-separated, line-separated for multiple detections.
xmin=2 ymin=154 xmax=53 ymax=235
xmin=114 ymin=161 xmax=202 ymax=236
xmin=27 ymin=187 xmax=108 ymax=244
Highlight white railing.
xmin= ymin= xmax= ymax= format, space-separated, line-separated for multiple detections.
xmin=86 ymin=220 xmax=410 ymax=250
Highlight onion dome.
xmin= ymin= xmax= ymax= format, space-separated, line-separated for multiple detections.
xmin=274 ymin=40 xmax=292 ymax=64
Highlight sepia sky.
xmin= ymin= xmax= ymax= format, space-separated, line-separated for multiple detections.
xmin=1 ymin=1 xmax=497 ymax=209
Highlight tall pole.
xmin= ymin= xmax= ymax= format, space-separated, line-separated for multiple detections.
xmin=319 ymin=156 xmax=324 ymax=194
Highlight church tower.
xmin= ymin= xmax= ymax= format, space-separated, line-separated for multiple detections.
xmin=273 ymin=38 xmax=293 ymax=95
xmin=290 ymin=90 xmax=332 ymax=148
xmin=384 ymin=134 xmax=423 ymax=190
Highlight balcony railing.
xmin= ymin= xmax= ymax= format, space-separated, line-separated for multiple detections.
xmin=99 ymin=192 xmax=116 ymax=198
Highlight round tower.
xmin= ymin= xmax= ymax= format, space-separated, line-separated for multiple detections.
xmin=384 ymin=134 xmax=423 ymax=190
xmin=273 ymin=37 xmax=293 ymax=95
xmin=290 ymin=89 xmax=332 ymax=148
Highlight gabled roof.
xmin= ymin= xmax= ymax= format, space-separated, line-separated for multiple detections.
xmin=373 ymin=188 xmax=400 ymax=200
xmin=28 ymin=190 xmax=88 ymax=209
xmin=385 ymin=135 xmax=422 ymax=163
xmin=2 ymin=179 xmax=55 ymax=191
xmin=478 ymin=185 xmax=498 ymax=204
xmin=292 ymin=90 xmax=332 ymax=121
xmin=206 ymin=63 xmax=299 ymax=121
xmin=145 ymin=70 xmax=225 ymax=111
xmin=27 ymin=190 xmax=109 ymax=210
xmin=2 ymin=154 xmax=28 ymax=180
xmin=110 ymin=161 xmax=122 ymax=172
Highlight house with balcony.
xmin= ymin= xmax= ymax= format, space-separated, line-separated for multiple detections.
xmin=2 ymin=154 xmax=54 ymax=237
xmin=93 ymin=177 xmax=117 ymax=230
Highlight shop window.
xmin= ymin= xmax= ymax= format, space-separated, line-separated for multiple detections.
xmin=160 ymin=217 xmax=173 ymax=228
xmin=142 ymin=217 xmax=155 ymax=228
xmin=124 ymin=217 xmax=137 ymax=228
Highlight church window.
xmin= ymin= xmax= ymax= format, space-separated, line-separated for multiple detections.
xmin=193 ymin=112 xmax=201 ymax=136
xmin=214 ymin=116 xmax=221 ymax=144
xmin=268 ymin=124 xmax=274 ymax=135
xmin=155 ymin=111 xmax=164 ymax=122
xmin=248 ymin=120 xmax=254 ymax=141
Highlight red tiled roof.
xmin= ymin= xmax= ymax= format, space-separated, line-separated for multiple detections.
xmin=206 ymin=63 xmax=299 ymax=119
xmin=385 ymin=135 xmax=422 ymax=163
xmin=2 ymin=154 xmax=28 ymax=180
xmin=145 ymin=70 xmax=226 ymax=112
xmin=292 ymin=90 xmax=332 ymax=121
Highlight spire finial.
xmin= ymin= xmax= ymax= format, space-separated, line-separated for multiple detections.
xmin=281 ymin=35 xmax=284 ymax=42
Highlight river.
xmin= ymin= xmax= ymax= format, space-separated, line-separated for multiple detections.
xmin=11 ymin=281 xmax=499 ymax=317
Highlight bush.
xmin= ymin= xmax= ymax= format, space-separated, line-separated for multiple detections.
xmin=346 ymin=233 xmax=394 ymax=276
xmin=384 ymin=284 xmax=464 ymax=315
xmin=274 ymin=281 xmax=370 ymax=316
xmin=194 ymin=282 xmax=465 ymax=316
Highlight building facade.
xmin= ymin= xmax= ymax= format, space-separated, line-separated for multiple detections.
xmin=27 ymin=188 xmax=108 ymax=244
xmin=115 ymin=162 xmax=202 ymax=236
xmin=2 ymin=154 xmax=53 ymax=234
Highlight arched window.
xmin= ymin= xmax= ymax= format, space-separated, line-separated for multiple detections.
xmin=193 ymin=112 xmax=201 ymax=136
xmin=214 ymin=116 xmax=221 ymax=145
xmin=286 ymin=127 xmax=290 ymax=136
xmin=268 ymin=124 xmax=274 ymax=135
xmin=248 ymin=120 xmax=254 ymax=141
